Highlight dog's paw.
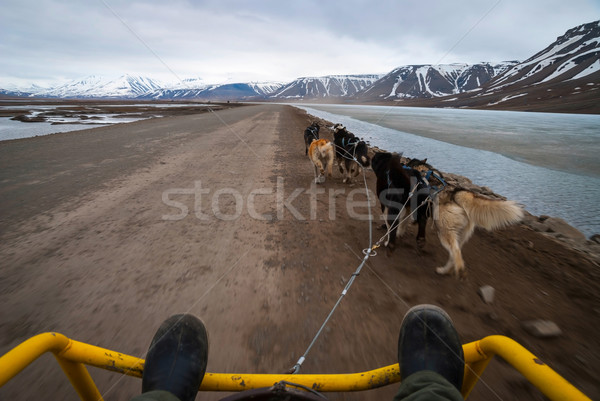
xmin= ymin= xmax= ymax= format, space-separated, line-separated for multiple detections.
xmin=435 ymin=266 xmax=450 ymax=275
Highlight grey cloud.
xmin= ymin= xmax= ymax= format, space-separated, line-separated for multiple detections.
xmin=1 ymin=0 xmax=598 ymax=86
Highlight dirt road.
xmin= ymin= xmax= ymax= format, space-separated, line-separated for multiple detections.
xmin=0 ymin=104 xmax=598 ymax=400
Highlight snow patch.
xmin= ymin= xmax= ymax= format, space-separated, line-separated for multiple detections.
xmin=570 ymin=59 xmax=600 ymax=80
xmin=487 ymin=93 xmax=527 ymax=106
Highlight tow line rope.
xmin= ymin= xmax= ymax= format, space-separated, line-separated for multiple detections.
xmin=290 ymin=149 xmax=374 ymax=375
xmin=292 ymin=139 xmax=441 ymax=374
xmin=374 ymin=180 xmax=419 ymax=247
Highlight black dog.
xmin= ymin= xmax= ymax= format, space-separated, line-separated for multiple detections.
xmin=406 ymin=157 xmax=446 ymax=189
xmin=332 ymin=124 xmax=370 ymax=183
xmin=371 ymin=152 xmax=430 ymax=250
xmin=304 ymin=122 xmax=320 ymax=155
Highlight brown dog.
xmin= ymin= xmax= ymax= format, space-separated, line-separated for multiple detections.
xmin=434 ymin=189 xmax=524 ymax=277
xmin=308 ymin=139 xmax=334 ymax=184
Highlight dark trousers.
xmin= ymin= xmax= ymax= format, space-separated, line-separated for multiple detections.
xmin=393 ymin=370 xmax=464 ymax=401
xmin=130 ymin=390 xmax=181 ymax=401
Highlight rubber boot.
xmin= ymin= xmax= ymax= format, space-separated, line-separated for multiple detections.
xmin=142 ymin=314 xmax=209 ymax=401
xmin=397 ymin=304 xmax=464 ymax=392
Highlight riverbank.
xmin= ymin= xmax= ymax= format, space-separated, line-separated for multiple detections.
xmin=296 ymin=104 xmax=600 ymax=238
xmin=301 ymin=107 xmax=600 ymax=266
xmin=0 ymin=104 xmax=598 ymax=400
xmin=0 ymin=100 xmax=243 ymax=141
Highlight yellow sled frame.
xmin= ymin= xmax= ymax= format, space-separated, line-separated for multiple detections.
xmin=0 ymin=333 xmax=591 ymax=401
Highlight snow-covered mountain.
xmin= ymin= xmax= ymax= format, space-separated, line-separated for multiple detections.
xmin=270 ymin=74 xmax=384 ymax=99
xmin=477 ymin=20 xmax=600 ymax=95
xmin=0 ymin=75 xmax=285 ymax=100
xmin=351 ymin=20 xmax=599 ymax=113
xmin=249 ymin=82 xmax=286 ymax=96
xmin=1 ymin=20 xmax=597 ymax=113
xmin=29 ymin=74 xmax=164 ymax=98
xmin=425 ymin=20 xmax=600 ymax=113
xmin=0 ymin=83 xmax=48 ymax=97
xmin=357 ymin=63 xmax=517 ymax=100
xmin=167 ymin=77 xmax=207 ymax=90
xmin=142 ymin=81 xmax=285 ymax=100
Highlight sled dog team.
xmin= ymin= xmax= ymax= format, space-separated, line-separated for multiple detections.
xmin=304 ymin=121 xmax=524 ymax=278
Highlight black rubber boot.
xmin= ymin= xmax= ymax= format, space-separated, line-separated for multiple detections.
xmin=397 ymin=304 xmax=464 ymax=392
xmin=142 ymin=314 xmax=209 ymax=401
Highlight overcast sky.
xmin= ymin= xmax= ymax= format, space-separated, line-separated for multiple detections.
xmin=1 ymin=0 xmax=598 ymax=87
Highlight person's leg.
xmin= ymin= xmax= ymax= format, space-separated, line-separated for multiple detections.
xmin=131 ymin=314 xmax=208 ymax=401
xmin=393 ymin=371 xmax=464 ymax=401
xmin=130 ymin=390 xmax=182 ymax=401
xmin=394 ymin=304 xmax=465 ymax=401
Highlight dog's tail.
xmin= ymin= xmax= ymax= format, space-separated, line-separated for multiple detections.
xmin=318 ymin=141 xmax=334 ymax=158
xmin=454 ymin=190 xmax=524 ymax=231
xmin=319 ymin=141 xmax=334 ymax=176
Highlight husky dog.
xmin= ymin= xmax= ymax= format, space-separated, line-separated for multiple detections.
xmin=308 ymin=139 xmax=334 ymax=184
xmin=405 ymin=157 xmax=524 ymax=277
xmin=406 ymin=158 xmax=445 ymax=188
xmin=304 ymin=122 xmax=320 ymax=155
xmin=406 ymin=157 xmax=524 ymax=277
xmin=433 ymin=188 xmax=524 ymax=277
xmin=371 ymin=152 xmax=430 ymax=249
xmin=332 ymin=124 xmax=370 ymax=183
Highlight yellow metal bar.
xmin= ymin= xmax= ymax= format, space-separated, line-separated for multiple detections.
xmin=463 ymin=335 xmax=591 ymax=401
xmin=58 ymin=338 xmax=144 ymax=378
xmin=0 ymin=333 xmax=592 ymax=401
xmin=54 ymin=357 xmax=104 ymax=401
xmin=57 ymin=337 xmax=402 ymax=392
xmin=461 ymin=357 xmax=493 ymax=398
xmin=199 ymin=364 xmax=401 ymax=392
xmin=462 ymin=340 xmax=493 ymax=398
xmin=0 ymin=332 xmax=104 ymax=401
xmin=0 ymin=332 xmax=69 ymax=387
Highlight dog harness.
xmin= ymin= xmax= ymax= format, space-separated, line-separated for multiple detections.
xmin=341 ymin=137 xmax=359 ymax=148
xmin=424 ymin=170 xmax=447 ymax=191
xmin=395 ymin=166 xmax=447 ymax=194
xmin=306 ymin=126 xmax=319 ymax=139
xmin=386 ymin=169 xmax=393 ymax=188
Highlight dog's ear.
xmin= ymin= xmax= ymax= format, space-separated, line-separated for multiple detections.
xmin=423 ymin=158 xmax=427 ymax=163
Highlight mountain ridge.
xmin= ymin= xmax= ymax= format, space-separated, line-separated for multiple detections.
xmin=1 ymin=21 xmax=598 ymax=113
xmin=355 ymin=62 xmax=518 ymax=101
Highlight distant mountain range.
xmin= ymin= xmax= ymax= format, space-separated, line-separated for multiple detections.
xmin=271 ymin=75 xmax=383 ymax=98
xmin=358 ymin=62 xmax=518 ymax=100
xmin=428 ymin=19 xmax=600 ymax=113
xmin=2 ymin=20 xmax=598 ymax=113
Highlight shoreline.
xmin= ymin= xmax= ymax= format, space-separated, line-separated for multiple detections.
xmin=294 ymin=104 xmax=600 ymax=178
xmin=0 ymin=101 xmax=243 ymax=142
xmin=295 ymin=104 xmax=600 ymax=238
xmin=297 ymin=108 xmax=600 ymax=263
